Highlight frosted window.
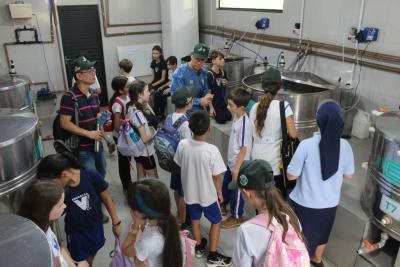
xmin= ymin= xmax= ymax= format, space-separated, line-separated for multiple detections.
xmin=219 ymin=0 xmax=283 ymax=11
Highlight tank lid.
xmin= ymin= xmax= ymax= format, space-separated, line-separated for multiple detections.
xmin=375 ymin=111 xmax=400 ymax=142
xmin=0 ymin=75 xmax=29 ymax=91
xmin=282 ymin=71 xmax=337 ymax=90
xmin=0 ymin=109 xmax=38 ymax=146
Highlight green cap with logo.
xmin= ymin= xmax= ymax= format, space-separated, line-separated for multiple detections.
xmin=228 ymin=159 xmax=275 ymax=190
xmin=172 ymin=86 xmax=197 ymax=107
xmin=192 ymin=43 xmax=210 ymax=60
xmin=261 ymin=67 xmax=281 ymax=84
xmin=73 ymin=56 xmax=96 ymax=73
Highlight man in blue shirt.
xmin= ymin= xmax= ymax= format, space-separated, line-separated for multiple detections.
xmin=171 ymin=43 xmax=214 ymax=117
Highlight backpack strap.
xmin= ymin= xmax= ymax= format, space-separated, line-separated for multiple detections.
xmin=172 ymin=115 xmax=188 ymax=130
xmin=207 ymin=70 xmax=215 ymax=85
xmin=113 ymin=97 xmax=125 ymax=119
xmin=68 ymin=89 xmax=80 ymax=127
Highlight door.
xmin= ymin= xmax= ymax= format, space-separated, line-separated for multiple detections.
xmin=58 ymin=5 xmax=108 ymax=105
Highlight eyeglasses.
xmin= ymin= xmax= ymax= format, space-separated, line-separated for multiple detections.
xmin=79 ymin=68 xmax=96 ymax=75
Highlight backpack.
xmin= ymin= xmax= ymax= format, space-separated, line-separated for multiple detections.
xmin=109 ymin=237 xmax=132 ymax=267
xmin=53 ymin=90 xmax=80 ymax=155
xmin=117 ymin=120 xmax=145 ymax=157
xmin=250 ymin=213 xmax=310 ymax=267
xmin=180 ymin=230 xmax=196 ymax=267
xmin=103 ymin=98 xmax=125 ymax=132
xmin=154 ymin=114 xmax=188 ymax=172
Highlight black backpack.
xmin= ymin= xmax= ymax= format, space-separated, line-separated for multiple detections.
xmin=53 ymin=90 xmax=80 ymax=155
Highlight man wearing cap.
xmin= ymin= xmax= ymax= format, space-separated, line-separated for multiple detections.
xmin=60 ymin=56 xmax=106 ymax=179
xmin=170 ymin=43 xmax=214 ymax=117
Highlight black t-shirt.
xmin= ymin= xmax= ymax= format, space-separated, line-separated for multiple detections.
xmin=150 ymin=59 xmax=167 ymax=88
xmin=59 ymin=85 xmax=100 ymax=150
xmin=64 ymin=168 xmax=108 ymax=234
xmin=207 ymin=69 xmax=229 ymax=108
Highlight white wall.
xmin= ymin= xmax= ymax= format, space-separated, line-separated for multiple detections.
xmin=199 ymin=0 xmax=400 ymax=112
xmin=0 ymin=0 xmax=162 ymax=100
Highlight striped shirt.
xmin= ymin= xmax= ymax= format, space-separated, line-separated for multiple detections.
xmin=227 ymin=113 xmax=253 ymax=170
xmin=60 ymin=85 xmax=100 ymax=150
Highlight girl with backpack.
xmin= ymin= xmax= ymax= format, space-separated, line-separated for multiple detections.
xmin=19 ymin=181 xmax=89 ymax=267
xmin=127 ymin=80 xmax=159 ymax=179
xmin=122 ymin=179 xmax=183 ymax=267
xmin=110 ymin=76 xmax=132 ymax=192
xmin=229 ymin=159 xmax=309 ymax=267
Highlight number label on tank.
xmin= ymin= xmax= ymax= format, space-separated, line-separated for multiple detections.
xmin=380 ymin=194 xmax=400 ymax=221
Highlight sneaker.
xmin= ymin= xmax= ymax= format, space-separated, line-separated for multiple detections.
xmin=102 ymin=213 xmax=109 ymax=224
xmin=220 ymin=217 xmax=243 ymax=229
xmin=195 ymin=238 xmax=207 ymax=258
xmin=206 ymin=252 xmax=232 ymax=267
xmin=220 ymin=205 xmax=227 ymax=216
xmin=311 ymin=260 xmax=325 ymax=267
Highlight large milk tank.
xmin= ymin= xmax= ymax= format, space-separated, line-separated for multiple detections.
xmin=0 ymin=75 xmax=34 ymax=111
xmin=181 ymin=55 xmax=245 ymax=87
xmin=361 ymin=111 xmax=400 ymax=241
xmin=242 ymin=71 xmax=335 ymax=140
xmin=0 ymin=109 xmax=43 ymax=213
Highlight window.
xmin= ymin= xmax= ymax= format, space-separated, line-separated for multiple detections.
xmin=218 ymin=0 xmax=284 ymax=12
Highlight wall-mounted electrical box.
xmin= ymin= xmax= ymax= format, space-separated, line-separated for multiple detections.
xmin=9 ymin=4 xmax=33 ymax=19
xmin=358 ymin=27 xmax=379 ymax=43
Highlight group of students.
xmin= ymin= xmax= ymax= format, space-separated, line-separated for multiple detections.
xmin=17 ymin=42 xmax=355 ymax=267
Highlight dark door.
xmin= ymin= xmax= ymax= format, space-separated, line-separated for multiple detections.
xmin=58 ymin=5 xmax=108 ymax=105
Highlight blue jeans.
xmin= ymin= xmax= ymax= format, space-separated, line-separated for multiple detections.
xmin=79 ymin=144 xmax=107 ymax=179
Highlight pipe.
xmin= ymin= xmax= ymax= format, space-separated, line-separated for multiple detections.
xmin=201 ymin=24 xmax=400 ymax=65
xmin=350 ymin=0 xmax=366 ymax=83
xmin=357 ymin=232 xmax=389 ymax=255
xmin=299 ymin=0 xmax=305 ymax=46
xmin=201 ymin=28 xmax=400 ymax=74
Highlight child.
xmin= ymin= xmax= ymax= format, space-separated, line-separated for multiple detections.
xmin=150 ymin=45 xmax=168 ymax=119
xmin=221 ymin=88 xmax=253 ymax=228
xmin=174 ymin=110 xmax=232 ymax=266
xmin=207 ymin=51 xmax=232 ymax=124
xmin=109 ymin=76 xmax=132 ymax=192
xmin=127 ymin=80 xmax=158 ymax=179
xmin=158 ymin=56 xmax=178 ymax=96
xmin=122 ymin=179 xmax=182 ymax=267
xmin=229 ymin=160 xmax=309 ymax=267
xmin=169 ymin=86 xmax=194 ymax=227
xmin=37 ymin=152 xmax=122 ymax=266
xmin=19 ymin=181 xmax=89 ymax=267
xmin=119 ymin=58 xmax=136 ymax=85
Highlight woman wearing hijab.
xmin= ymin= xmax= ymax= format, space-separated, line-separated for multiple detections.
xmin=287 ymin=100 xmax=355 ymax=267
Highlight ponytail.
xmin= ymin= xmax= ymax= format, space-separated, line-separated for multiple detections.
xmin=160 ymin=214 xmax=183 ymax=267
xmin=255 ymin=93 xmax=273 ymax=137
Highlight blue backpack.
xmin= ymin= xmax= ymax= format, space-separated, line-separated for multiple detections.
xmin=155 ymin=114 xmax=188 ymax=172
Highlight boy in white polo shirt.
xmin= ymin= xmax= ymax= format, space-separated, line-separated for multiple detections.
xmin=174 ymin=110 xmax=232 ymax=266
xmin=221 ymin=88 xmax=253 ymax=229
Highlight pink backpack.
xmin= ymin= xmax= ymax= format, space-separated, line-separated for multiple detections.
xmin=249 ymin=213 xmax=310 ymax=267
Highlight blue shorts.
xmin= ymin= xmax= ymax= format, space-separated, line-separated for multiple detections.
xmin=170 ymin=170 xmax=184 ymax=196
xmin=187 ymin=202 xmax=222 ymax=224
xmin=67 ymin=224 xmax=105 ymax=261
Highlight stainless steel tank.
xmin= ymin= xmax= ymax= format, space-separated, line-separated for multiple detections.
xmin=242 ymin=71 xmax=335 ymax=140
xmin=361 ymin=111 xmax=400 ymax=241
xmin=0 ymin=75 xmax=34 ymax=111
xmin=181 ymin=55 xmax=245 ymax=87
xmin=0 ymin=213 xmax=52 ymax=267
xmin=0 ymin=109 xmax=43 ymax=213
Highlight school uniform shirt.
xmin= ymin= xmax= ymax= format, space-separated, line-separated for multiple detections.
xmin=207 ymin=69 xmax=228 ymax=108
xmin=111 ymin=96 xmax=130 ymax=138
xmin=64 ymin=168 xmax=108 ymax=234
xmin=172 ymin=113 xmax=191 ymax=139
xmin=150 ymin=59 xmax=168 ymax=87
xmin=135 ymin=225 xmax=164 ymax=267
xmin=46 ymin=228 xmax=68 ymax=267
xmin=249 ymin=100 xmax=293 ymax=175
xmin=288 ymin=133 xmax=355 ymax=209
xmin=170 ymin=63 xmax=208 ymax=115
xmin=60 ymin=85 xmax=100 ymax=151
xmin=127 ymin=76 xmax=136 ymax=85
xmin=174 ymin=139 xmax=227 ymax=207
xmin=72 ymin=75 xmax=100 ymax=94
xmin=227 ymin=114 xmax=253 ymax=170
xmin=127 ymin=106 xmax=156 ymax=157
xmin=233 ymin=220 xmax=271 ymax=267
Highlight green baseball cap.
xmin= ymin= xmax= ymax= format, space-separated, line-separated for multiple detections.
xmin=172 ymin=86 xmax=196 ymax=107
xmin=228 ymin=160 xmax=275 ymax=190
xmin=192 ymin=43 xmax=210 ymax=60
xmin=261 ymin=67 xmax=281 ymax=84
xmin=73 ymin=56 xmax=96 ymax=73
